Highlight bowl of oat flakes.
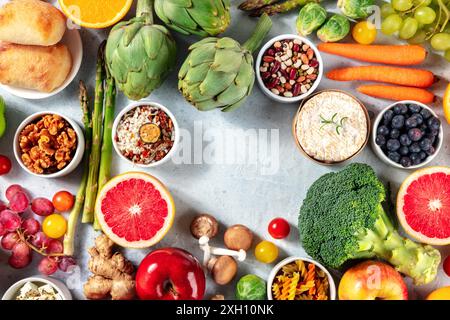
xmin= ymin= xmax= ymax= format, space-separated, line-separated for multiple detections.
xmin=112 ymin=101 xmax=179 ymax=168
xmin=13 ymin=111 xmax=85 ymax=178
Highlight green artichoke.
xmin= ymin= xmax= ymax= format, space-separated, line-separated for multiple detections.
xmin=178 ymin=14 xmax=272 ymax=112
xmin=154 ymin=0 xmax=231 ymax=37
xmin=337 ymin=0 xmax=375 ymax=19
xmin=105 ymin=0 xmax=177 ymax=101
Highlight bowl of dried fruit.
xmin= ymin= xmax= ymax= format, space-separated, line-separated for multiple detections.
xmin=112 ymin=101 xmax=179 ymax=168
xmin=267 ymin=256 xmax=336 ymax=301
xmin=256 ymin=34 xmax=323 ymax=103
xmin=13 ymin=112 xmax=85 ymax=178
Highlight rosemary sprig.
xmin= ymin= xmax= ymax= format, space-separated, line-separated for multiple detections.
xmin=320 ymin=113 xmax=348 ymax=135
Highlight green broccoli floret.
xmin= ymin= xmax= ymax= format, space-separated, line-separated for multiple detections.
xmin=298 ymin=163 xmax=440 ymax=285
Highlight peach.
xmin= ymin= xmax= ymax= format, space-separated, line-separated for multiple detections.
xmin=338 ymin=261 xmax=408 ymax=300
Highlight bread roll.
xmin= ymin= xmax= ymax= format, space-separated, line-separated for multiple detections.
xmin=0 ymin=42 xmax=72 ymax=92
xmin=0 ymin=0 xmax=66 ymax=46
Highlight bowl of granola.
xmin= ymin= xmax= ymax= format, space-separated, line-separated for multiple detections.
xmin=13 ymin=112 xmax=85 ymax=178
xmin=112 ymin=101 xmax=179 ymax=168
xmin=2 ymin=276 xmax=72 ymax=300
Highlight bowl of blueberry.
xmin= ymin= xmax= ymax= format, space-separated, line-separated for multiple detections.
xmin=372 ymin=100 xmax=443 ymax=169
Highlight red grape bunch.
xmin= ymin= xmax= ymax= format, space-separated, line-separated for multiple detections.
xmin=0 ymin=184 xmax=76 ymax=275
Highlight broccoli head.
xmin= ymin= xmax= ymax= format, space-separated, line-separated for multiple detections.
xmin=299 ymin=163 xmax=440 ymax=285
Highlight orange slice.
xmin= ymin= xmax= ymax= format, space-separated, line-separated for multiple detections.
xmin=58 ymin=0 xmax=133 ymax=29
xmin=444 ymin=83 xmax=450 ymax=124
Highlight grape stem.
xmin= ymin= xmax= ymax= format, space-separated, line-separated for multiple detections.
xmin=16 ymin=230 xmax=64 ymax=258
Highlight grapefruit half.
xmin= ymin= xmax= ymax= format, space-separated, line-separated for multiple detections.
xmin=397 ymin=166 xmax=450 ymax=245
xmin=95 ymin=172 xmax=175 ymax=248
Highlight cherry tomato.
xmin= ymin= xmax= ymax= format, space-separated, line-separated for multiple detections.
xmin=444 ymin=255 xmax=450 ymax=277
xmin=268 ymin=218 xmax=290 ymax=239
xmin=352 ymin=21 xmax=377 ymax=45
xmin=52 ymin=191 xmax=74 ymax=212
xmin=254 ymin=240 xmax=278 ymax=264
xmin=42 ymin=214 xmax=67 ymax=239
xmin=0 ymin=155 xmax=11 ymax=175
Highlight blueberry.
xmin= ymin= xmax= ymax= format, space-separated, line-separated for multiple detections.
xmin=419 ymin=124 xmax=428 ymax=132
xmin=394 ymin=104 xmax=408 ymax=115
xmin=386 ymin=139 xmax=401 ymax=151
xmin=377 ymin=125 xmax=390 ymax=136
xmin=391 ymin=115 xmax=405 ymax=129
xmin=388 ymin=152 xmax=401 ymax=163
xmin=427 ymin=117 xmax=441 ymax=131
xmin=390 ymin=128 xmax=400 ymax=139
xmin=408 ymin=104 xmax=421 ymax=113
xmin=375 ymin=135 xmax=386 ymax=146
xmin=419 ymin=138 xmax=432 ymax=151
xmin=409 ymin=142 xmax=421 ymax=153
xmin=414 ymin=114 xmax=424 ymax=125
xmin=420 ymin=108 xmax=432 ymax=119
xmin=424 ymin=133 xmax=436 ymax=144
xmin=430 ymin=128 xmax=440 ymax=137
xmin=405 ymin=116 xmax=418 ymax=128
xmin=419 ymin=151 xmax=427 ymax=160
xmin=399 ymin=146 xmax=409 ymax=156
xmin=410 ymin=152 xmax=420 ymax=163
xmin=400 ymin=157 xmax=412 ymax=168
xmin=408 ymin=128 xmax=423 ymax=141
xmin=383 ymin=109 xmax=394 ymax=124
xmin=399 ymin=134 xmax=412 ymax=146
xmin=426 ymin=146 xmax=436 ymax=156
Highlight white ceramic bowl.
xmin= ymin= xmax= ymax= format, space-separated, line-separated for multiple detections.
xmin=0 ymin=27 xmax=83 ymax=100
xmin=371 ymin=100 xmax=443 ymax=170
xmin=14 ymin=111 xmax=85 ymax=178
xmin=112 ymin=101 xmax=180 ymax=168
xmin=256 ymin=34 xmax=323 ymax=104
xmin=267 ymin=256 xmax=336 ymax=300
xmin=2 ymin=276 xmax=72 ymax=300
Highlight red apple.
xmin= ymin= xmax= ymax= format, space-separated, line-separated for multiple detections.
xmin=338 ymin=260 xmax=408 ymax=300
xmin=136 ymin=248 xmax=205 ymax=300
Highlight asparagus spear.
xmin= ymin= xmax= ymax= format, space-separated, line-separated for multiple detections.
xmin=82 ymin=42 xmax=106 ymax=223
xmin=63 ymin=81 xmax=92 ymax=256
xmin=93 ymin=64 xmax=116 ymax=230
xmin=239 ymin=0 xmax=279 ymax=11
xmin=251 ymin=0 xmax=319 ymax=16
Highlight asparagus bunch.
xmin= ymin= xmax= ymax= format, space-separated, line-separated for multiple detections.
xmin=239 ymin=0 xmax=319 ymax=16
xmin=63 ymin=81 xmax=92 ymax=256
xmin=82 ymin=42 xmax=106 ymax=224
xmin=94 ymin=62 xmax=117 ymax=230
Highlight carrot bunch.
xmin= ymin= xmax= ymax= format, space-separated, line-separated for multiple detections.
xmin=318 ymin=43 xmax=436 ymax=104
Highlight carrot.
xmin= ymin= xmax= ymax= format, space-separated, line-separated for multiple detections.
xmin=317 ymin=43 xmax=427 ymax=66
xmin=357 ymin=85 xmax=435 ymax=104
xmin=327 ymin=66 xmax=435 ymax=88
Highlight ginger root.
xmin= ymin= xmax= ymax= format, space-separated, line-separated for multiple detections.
xmin=83 ymin=234 xmax=135 ymax=300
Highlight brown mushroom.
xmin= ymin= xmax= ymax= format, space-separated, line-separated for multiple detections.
xmin=190 ymin=214 xmax=219 ymax=239
xmin=224 ymin=224 xmax=253 ymax=251
xmin=208 ymin=256 xmax=238 ymax=286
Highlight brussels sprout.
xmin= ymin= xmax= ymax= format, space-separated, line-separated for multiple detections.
xmin=236 ymin=274 xmax=266 ymax=300
xmin=296 ymin=3 xmax=327 ymax=36
xmin=317 ymin=14 xmax=350 ymax=42
xmin=337 ymin=0 xmax=375 ymax=19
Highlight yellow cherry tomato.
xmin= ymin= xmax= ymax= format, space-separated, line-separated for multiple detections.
xmin=42 ymin=214 xmax=67 ymax=239
xmin=352 ymin=21 xmax=377 ymax=45
xmin=254 ymin=240 xmax=278 ymax=264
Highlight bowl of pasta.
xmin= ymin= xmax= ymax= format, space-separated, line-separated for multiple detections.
xmin=267 ymin=256 xmax=336 ymax=300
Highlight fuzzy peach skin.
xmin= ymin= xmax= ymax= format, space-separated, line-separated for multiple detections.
xmin=338 ymin=261 xmax=408 ymax=300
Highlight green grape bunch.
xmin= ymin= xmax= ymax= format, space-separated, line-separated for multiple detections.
xmin=381 ymin=0 xmax=450 ymax=61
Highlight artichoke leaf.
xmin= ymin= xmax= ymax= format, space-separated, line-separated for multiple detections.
xmin=216 ymin=37 xmax=241 ymax=50
xmin=162 ymin=2 xmax=199 ymax=31
xmin=217 ymin=82 xmax=249 ymax=107
xmin=184 ymin=63 xmax=211 ymax=84
xmin=123 ymin=19 xmax=145 ymax=46
xmin=187 ymin=44 xmax=217 ymax=67
xmin=211 ymin=49 xmax=243 ymax=73
xmin=142 ymin=28 xmax=165 ymax=60
xmin=189 ymin=37 xmax=218 ymax=50
xmin=195 ymin=99 xmax=228 ymax=111
xmin=234 ymin=57 xmax=254 ymax=88
xmin=179 ymin=59 xmax=190 ymax=79
xmin=199 ymin=69 xmax=236 ymax=97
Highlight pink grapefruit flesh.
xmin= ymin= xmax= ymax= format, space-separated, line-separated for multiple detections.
xmin=397 ymin=166 xmax=450 ymax=245
xmin=95 ymin=172 xmax=175 ymax=248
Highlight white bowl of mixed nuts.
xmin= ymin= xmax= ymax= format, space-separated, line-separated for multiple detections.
xmin=13 ymin=111 xmax=85 ymax=178
xmin=112 ymin=101 xmax=179 ymax=168
xmin=256 ymin=34 xmax=323 ymax=103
